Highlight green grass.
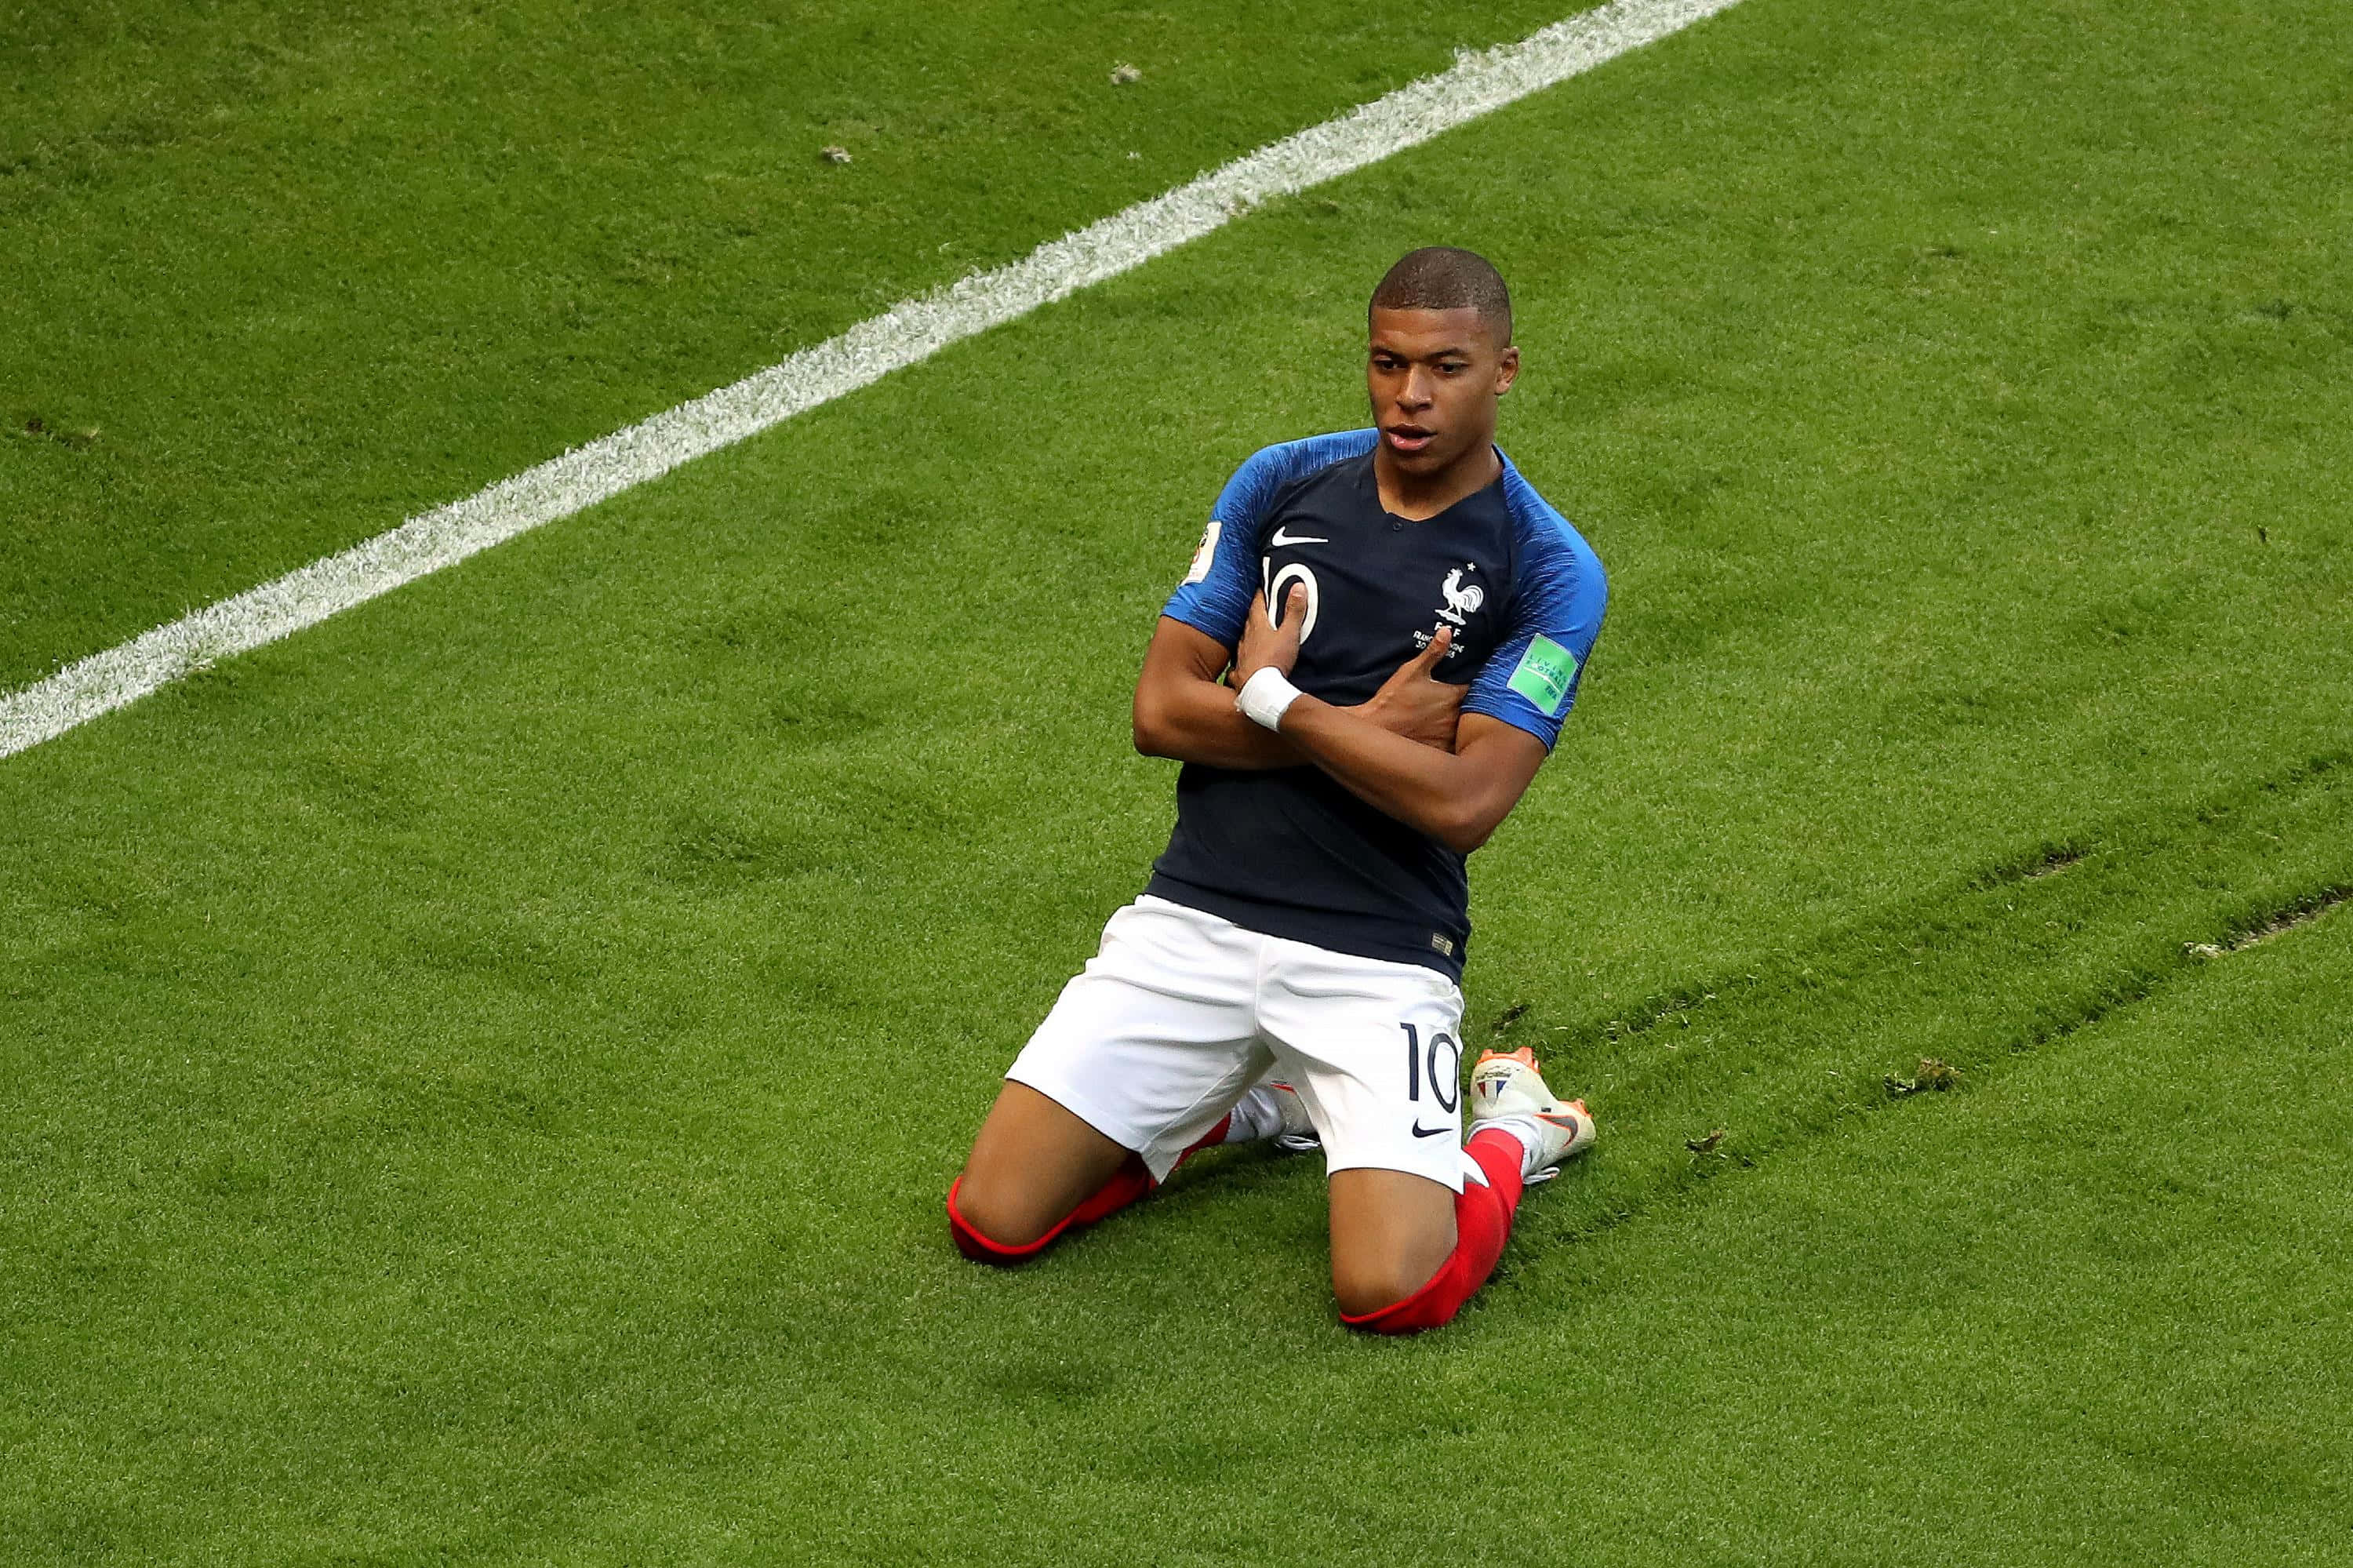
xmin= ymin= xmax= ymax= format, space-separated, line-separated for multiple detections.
xmin=5 ymin=0 xmax=2353 ymax=1561
xmin=0 ymin=0 xmax=1571 ymax=691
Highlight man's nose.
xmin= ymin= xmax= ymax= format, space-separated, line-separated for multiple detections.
xmin=1398 ymin=368 xmax=1435 ymax=408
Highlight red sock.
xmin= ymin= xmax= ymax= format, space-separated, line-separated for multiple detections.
xmin=1340 ymin=1128 xmax=1528 ymax=1334
xmin=947 ymin=1115 xmax=1232 ymax=1264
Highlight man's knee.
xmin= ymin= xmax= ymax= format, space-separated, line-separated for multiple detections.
xmin=947 ymin=1171 xmax=1056 ymax=1259
xmin=1340 ymin=1263 xmax=1465 ymax=1333
xmin=1330 ymin=1251 xmax=1448 ymax=1321
xmin=955 ymin=1082 xmax=1133 ymax=1250
xmin=949 ymin=1125 xmax=1157 ymax=1264
xmin=1326 ymin=1166 xmax=1457 ymax=1319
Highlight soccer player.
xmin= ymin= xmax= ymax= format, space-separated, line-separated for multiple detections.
xmin=947 ymin=247 xmax=1606 ymax=1333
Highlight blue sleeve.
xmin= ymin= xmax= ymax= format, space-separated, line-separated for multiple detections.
xmin=1464 ymin=460 xmax=1607 ymax=750
xmin=1161 ymin=431 xmax=1377 ymax=649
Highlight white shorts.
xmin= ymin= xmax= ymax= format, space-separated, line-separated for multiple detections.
xmin=1006 ymin=896 xmax=1473 ymax=1191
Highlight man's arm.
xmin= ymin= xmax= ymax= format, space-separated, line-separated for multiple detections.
xmin=1232 ymin=588 xmax=1547 ymax=853
xmin=1279 ymin=708 xmax=1546 ymax=855
xmin=1133 ymin=617 xmax=1301 ymax=769
xmin=1133 ymin=614 xmax=1466 ymax=769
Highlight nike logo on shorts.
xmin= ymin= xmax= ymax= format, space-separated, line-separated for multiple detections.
xmin=1410 ymin=1122 xmax=1451 ymax=1138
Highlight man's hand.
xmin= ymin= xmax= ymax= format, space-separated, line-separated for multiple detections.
xmin=1360 ymin=626 xmax=1465 ymax=751
xmin=1233 ymin=587 xmax=1307 ymax=686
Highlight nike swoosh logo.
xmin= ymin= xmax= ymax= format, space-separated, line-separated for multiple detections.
xmin=1410 ymin=1122 xmax=1452 ymax=1138
xmin=1269 ymin=526 xmax=1329 ymax=547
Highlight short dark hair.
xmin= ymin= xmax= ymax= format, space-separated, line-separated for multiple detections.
xmin=1369 ymin=247 xmax=1512 ymax=345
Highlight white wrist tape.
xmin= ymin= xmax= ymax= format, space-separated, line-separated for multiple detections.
xmin=1236 ymin=667 xmax=1303 ymax=732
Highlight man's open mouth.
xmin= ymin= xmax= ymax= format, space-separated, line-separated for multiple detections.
xmin=1383 ymin=424 xmax=1436 ymax=453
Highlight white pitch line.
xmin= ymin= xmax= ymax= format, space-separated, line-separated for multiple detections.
xmin=0 ymin=0 xmax=1743 ymax=762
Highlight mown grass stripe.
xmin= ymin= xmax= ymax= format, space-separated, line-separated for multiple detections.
xmin=1471 ymin=751 xmax=2353 ymax=1280
xmin=0 ymin=0 xmax=1744 ymax=764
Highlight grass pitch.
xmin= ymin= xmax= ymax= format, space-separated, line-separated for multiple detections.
xmin=5 ymin=0 xmax=2351 ymax=1562
xmin=0 ymin=0 xmax=1569 ymax=692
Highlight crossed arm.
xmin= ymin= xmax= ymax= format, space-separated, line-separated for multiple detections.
xmin=1131 ymin=589 xmax=1550 ymax=855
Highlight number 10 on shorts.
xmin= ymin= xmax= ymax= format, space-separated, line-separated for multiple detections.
xmin=1401 ymin=1021 xmax=1460 ymax=1122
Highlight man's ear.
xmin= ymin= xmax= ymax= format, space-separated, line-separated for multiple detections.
xmin=1493 ymin=344 xmax=1521 ymax=397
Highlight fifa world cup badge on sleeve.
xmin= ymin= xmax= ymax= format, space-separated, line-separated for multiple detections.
xmin=1184 ymin=519 xmax=1222 ymax=584
xmin=1507 ymin=635 xmax=1580 ymax=716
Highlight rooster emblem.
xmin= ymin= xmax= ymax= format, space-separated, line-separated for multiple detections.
xmin=1437 ymin=566 xmax=1485 ymax=625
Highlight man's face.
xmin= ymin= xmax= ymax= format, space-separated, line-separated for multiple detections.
xmin=1366 ymin=306 xmax=1520 ymax=478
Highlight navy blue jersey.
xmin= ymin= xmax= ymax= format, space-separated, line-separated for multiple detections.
xmin=1147 ymin=430 xmax=1607 ymax=978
